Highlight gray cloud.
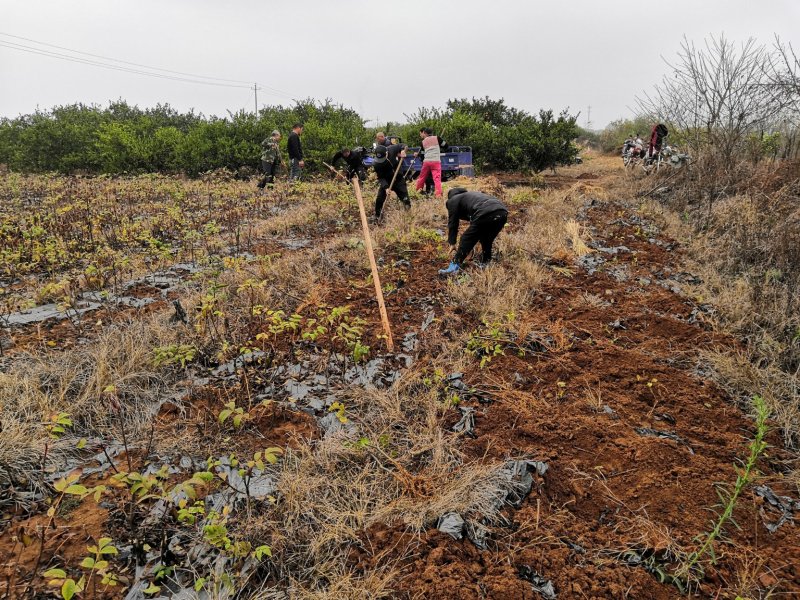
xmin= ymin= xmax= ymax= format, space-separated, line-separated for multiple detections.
xmin=1 ymin=0 xmax=798 ymax=128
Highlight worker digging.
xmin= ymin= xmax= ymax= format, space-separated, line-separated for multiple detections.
xmin=254 ymin=124 xmax=505 ymax=273
xmin=331 ymin=146 xmax=367 ymax=183
xmin=439 ymin=187 xmax=508 ymax=275
xmin=371 ymin=140 xmax=411 ymax=222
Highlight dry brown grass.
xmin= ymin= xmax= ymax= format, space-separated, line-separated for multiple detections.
xmin=700 ymin=349 xmax=800 ymax=450
xmin=250 ymin=567 xmax=399 ymax=600
xmin=503 ymin=185 xmax=597 ymax=261
xmin=565 ymin=219 xmax=593 ymax=256
xmin=446 ymin=259 xmax=549 ymax=323
xmin=0 ymin=316 xmax=178 ymax=494
xmin=239 ymin=361 xmax=527 ymax=597
xmin=612 ymin=514 xmax=689 ymax=563
xmin=723 ymin=553 xmax=779 ymax=600
xmin=630 ymin=160 xmax=800 ymax=456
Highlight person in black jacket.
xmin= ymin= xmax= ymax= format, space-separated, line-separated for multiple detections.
xmin=331 ymin=147 xmax=367 ymax=182
xmin=439 ymin=187 xmax=508 ymax=275
xmin=373 ymin=143 xmax=411 ymax=220
xmin=287 ymin=123 xmax=304 ymax=180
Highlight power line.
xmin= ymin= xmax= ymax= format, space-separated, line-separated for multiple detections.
xmin=0 ymin=32 xmax=298 ymax=99
xmin=0 ymin=40 xmax=252 ymax=89
xmin=0 ymin=31 xmax=254 ymax=85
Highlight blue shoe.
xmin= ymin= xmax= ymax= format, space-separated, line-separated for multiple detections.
xmin=438 ymin=262 xmax=460 ymax=275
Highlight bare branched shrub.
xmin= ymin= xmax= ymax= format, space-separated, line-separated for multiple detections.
xmin=638 ymin=35 xmax=789 ymax=163
xmin=633 ymin=36 xmax=800 ymax=449
xmin=769 ymin=36 xmax=800 ymax=158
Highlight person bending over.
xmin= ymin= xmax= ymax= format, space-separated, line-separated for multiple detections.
xmin=439 ymin=187 xmax=508 ymax=275
xmin=331 ymin=146 xmax=367 ymax=182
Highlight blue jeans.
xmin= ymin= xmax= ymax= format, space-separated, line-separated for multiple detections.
xmin=290 ymin=159 xmax=302 ymax=181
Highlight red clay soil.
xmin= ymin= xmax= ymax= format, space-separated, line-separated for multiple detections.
xmin=3 ymin=172 xmax=800 ymax=599
xmin=351 ymin=201 xmax=800 ymax=598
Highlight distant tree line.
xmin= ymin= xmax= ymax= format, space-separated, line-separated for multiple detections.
xmin=0 ymin=97 xmax=580 ymax=177
xmin=395 ymin=97 xmax=580 ymax=172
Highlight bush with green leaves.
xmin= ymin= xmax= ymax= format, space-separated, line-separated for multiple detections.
xmin=0 ymin=96 xmax=580 ymax=176
xmin=399 ymin=96 xmax=580 ymax=172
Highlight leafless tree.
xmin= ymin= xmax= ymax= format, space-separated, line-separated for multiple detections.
xmin=770 ymin=36 xmax=800 ymax=109
xmin=637 ymin=35 xmax=789 ymax=162
xmin=767 ymin=35 xmax=800 ymax=158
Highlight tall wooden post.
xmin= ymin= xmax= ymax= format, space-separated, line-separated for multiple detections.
xmin=351 ymin=177 xmax=394 ymax=352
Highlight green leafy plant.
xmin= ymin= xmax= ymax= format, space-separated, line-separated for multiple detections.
xmin=44 ymin=537 xmax=120 ymax=599
xmin=306 ymin=305 xmax=372 ymax=369
xmin=674 ymin=395 xmax=770 ymax=584
xmin=43 ymin=412 xmax=73 ymax=439
xmin=218 ymin=401 xmax=250 ymax=429
xmin=466 ymin=324 xmax=505 ymax=368
xmin=301 ymin=318 xmax=327 ymax=343
xmin=111 ymin=465 xmax=170 ymax=502
xmin=329 ymin=401 xmax=348 ymax=424
xmin=152 ymin=343 xmax=197 ymax=368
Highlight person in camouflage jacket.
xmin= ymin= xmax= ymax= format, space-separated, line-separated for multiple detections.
xmin=257 ymin=130 xmax=282 ymax=188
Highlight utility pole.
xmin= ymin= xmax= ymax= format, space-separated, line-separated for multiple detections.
xmin=253 ymin=83 xmax=260 ymax=115
xmin=587 ymin=105 xmax=592 ymax=130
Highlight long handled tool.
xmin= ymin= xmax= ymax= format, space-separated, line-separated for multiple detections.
xmin=322 ymin=161 xmax=349 ymax=183
xmin=351 ymin=177 xmax=394 ymax=351
xmin=387 ymin=152 xmax=405 ymax=196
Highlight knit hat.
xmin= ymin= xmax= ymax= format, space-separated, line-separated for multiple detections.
xmin=271 ymin=130 xmax=280 ymax=136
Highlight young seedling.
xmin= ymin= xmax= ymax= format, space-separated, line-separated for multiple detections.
xmin=44 ymin=537 xmax=121 ymax=599
xmin=28 ymin=476 xmax=107 ymax=599
xmin=218 ymin=401 xmax=250 ymax=429
xmin=673 ymin=395 xmax=770 ymax=587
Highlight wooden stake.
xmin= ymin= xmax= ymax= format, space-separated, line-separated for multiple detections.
xmin=351 ymin=177 xmax=394 ymax=352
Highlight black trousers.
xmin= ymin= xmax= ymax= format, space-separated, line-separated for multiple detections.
xmin=375 ymin=176 xmax=410 ymax=217
xmin=347 ymin=166 xmax=367 ymax=182
xmin=454 ymin=210 xmax=508 ymax=264
xmin=424 ymin=171 xmax=434 ymax=194
xmin=257 ymin=159 xmax=279 ymax=187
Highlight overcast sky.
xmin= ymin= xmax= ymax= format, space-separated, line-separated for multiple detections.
xmin=1 ymin=0 xmax=798 ymax=129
